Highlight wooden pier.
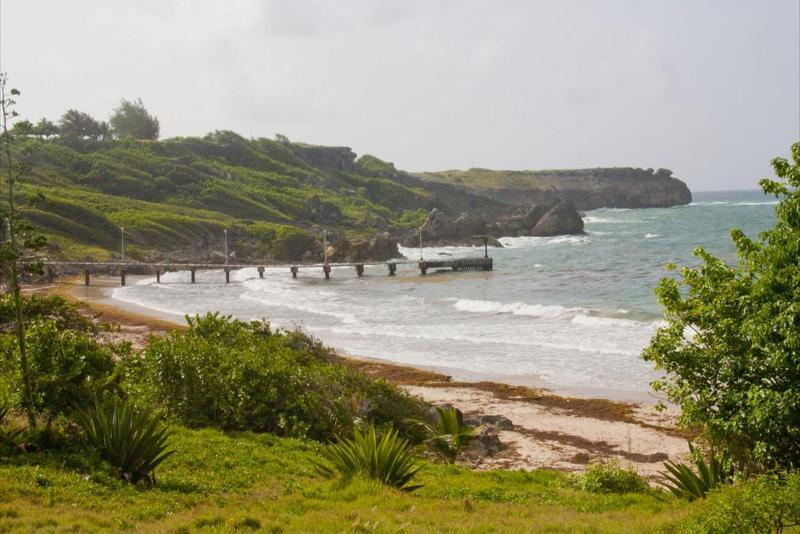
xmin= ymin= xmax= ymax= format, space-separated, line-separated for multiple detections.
xmin=45 ymin=257 xmax=493 ymax=286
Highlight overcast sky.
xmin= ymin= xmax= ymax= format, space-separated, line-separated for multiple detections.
xmin=1 ymin=1 xmax=798 ymax=191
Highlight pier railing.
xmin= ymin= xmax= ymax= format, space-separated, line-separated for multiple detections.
xmin=43 ymin=257 xmax=493 ymax=286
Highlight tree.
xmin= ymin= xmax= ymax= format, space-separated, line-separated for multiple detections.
xmin=109 ymin=98 xmax=159 ymax=140
xmin=33 ymin=118 xmax=59 ymax=139
xmin=643 ymin=142 xmax=800 ymax=473
xmin=0 ymin=75 xmax=47 ymax=430
xmin=59 ymin=109 xmax=101 ymax=139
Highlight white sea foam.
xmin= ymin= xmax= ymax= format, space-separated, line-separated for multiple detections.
xmin=644 ymin=233 xmax=660 ymax=239
xmin=498 ymin=235 xmax=590 ymax=248
xmin=451 ymin=298 xmax=581 ymax=319
xmin=111 ymin=287 xmax=190 ymax=317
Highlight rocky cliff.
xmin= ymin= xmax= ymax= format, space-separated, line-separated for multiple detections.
xmin=419 ymin=167 xmax=692 ymax=210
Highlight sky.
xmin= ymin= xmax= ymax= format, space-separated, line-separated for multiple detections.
xmin=1 ymin=0 xmax=798 ymax=191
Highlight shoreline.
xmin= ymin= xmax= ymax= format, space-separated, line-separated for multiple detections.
xmin=31 ymin=274 xmax=690 ymax=478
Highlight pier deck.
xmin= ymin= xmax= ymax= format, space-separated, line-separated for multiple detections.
xmin=44 ymin=257 xmax=493 ymax=286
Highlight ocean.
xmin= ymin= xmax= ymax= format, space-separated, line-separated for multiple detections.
xmin=112 ymin=189 xmax=777 ymax=401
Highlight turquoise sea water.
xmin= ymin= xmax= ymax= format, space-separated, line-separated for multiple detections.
xmin=113 ymin=189 xmax=777 ymax=401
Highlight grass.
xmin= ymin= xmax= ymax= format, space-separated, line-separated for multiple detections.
xmin=0 ymin=426 xmax=694 ymax=532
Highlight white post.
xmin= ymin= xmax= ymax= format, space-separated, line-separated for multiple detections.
xmin=323 ymin=229 xmax=328 ymax=265
xmin=120 ymin=227 xmax=125 ymax=263
xmin=419 ymin=226 xmax=423 ymax=261
xmin=224 ymin=229 xmax=228 ymax=265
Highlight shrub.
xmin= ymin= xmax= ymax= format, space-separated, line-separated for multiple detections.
xmin=410 ymin=406 xmax=475 ymax=464
xmin=0 ymin=319 xmax=118 ymax=421
xmin=676 ymin=472 xmax=800 ymax=532
xmin=0 ymin=294 xmax=93 ymax=333
xmin=75 ymin=397 xmax=173 ymax=486
xmin=0 ymin=404 xmax=24 ymax=456
xmin=571 ymin=459 xmax=649 ymax=494
xmin=643 ymin=142 xmax=800 ymax=471
xmin=661 ymin=444 xmax=734 ymax=501
xmin=123 ymin=313 xmax=425 ymax=440
xmin=314 ymin=424 xmax=423 ymax=492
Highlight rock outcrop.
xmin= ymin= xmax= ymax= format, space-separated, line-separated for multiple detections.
xmin=302 ymin=196 xmax=342 ymax=225
xmin=290 ymin=144 xmax=356 ymax=171
xmin=401 ymin=200 xmax=583 ymax=247
xmin=337 ymin=232 xmax=399 ymax=262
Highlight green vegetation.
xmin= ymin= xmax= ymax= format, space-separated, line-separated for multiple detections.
xmin=123 ymin=313 xmax=425 ymax=440
xmin=412 ymin=406 xmax=476 ymax=464
xmin=570 ymin=459 xmax=649 ymax=495
xmin=644 ymin=142 xmax=800 ymax=472
xmin=75 ymin=397 xmax=173 ymax=486
xmin=314 ymin=424 xmax=423 ymax=492
xmin=109 ymin=98 xmax=159 ymax=140
xmin=9 ymin=125 xmax=432 ymax=261
xmin=662 ymin=445 xmax=734 ymax=501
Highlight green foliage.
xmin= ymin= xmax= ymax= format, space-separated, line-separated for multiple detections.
xmin=0 ymin=294 xmax=94 ymax=333
xmin=677 ymin=472 xmax=800 ymax=533
xmin=411 ymin=406 xmax=475 ymax=464
xmin=123 ymin=313 xmax=425 ymax=440
xmin=75 ymin=397 xmax=173 ymax=486
xmin=643 ymin=142 xmax=800 ymax=472
xmin=0 ymin=319 xmax=118 ymax=420
xmin=314 ymin=424 xmax=423 ymax=492
xmin=662 ymin=444 xmax=734 ymax=501
xmin=270 ymin=225 xmax=318 ymax=261
xmin=570 ymin=459 xmax=649 ymax=494
xmin=109 ymin=98 xmax=159 ymax=140
xmin=58 ymin=109 xmax=102 ymax=140
xmin=0 ymin=404 xmax=24 ymax=456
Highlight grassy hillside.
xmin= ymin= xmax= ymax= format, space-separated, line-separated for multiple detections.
xmin=14 ymin=132 xmax=432 ymax=262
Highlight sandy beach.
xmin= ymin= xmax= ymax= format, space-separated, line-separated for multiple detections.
xmin=33 ymin=274 xmax=690 ymax=481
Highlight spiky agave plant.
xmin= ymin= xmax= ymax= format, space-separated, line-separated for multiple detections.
xmin=314 ymin=424 xmax=423 ymax=492
xmin=75 ymin=398 xmax=174 ymax=487
xmin=661 ymin=443 xmax=734 ymax=501
xmin=410 ymin=406 xmax=476 ymax=464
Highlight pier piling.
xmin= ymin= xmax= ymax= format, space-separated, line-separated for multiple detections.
xmin=84 ymin=270 xmax=90 ymax=286
xmin=290 ymin=266 xmax=298 ymax=279
xmin=190 ymin=269 xmax=196 ymax=283
xmin=388 ymin=263 xmax=396 ymax=276
xmin=356 ymin=264 xmax=364 ymax=276
xmin=258 ymin=266 xmax=265 ymax=278
xmin=323 ymin=265 xmax=331 ymax=280
xmin=225 ymin=268 xmax=230 ymax=283
xmin=155 ymin=270 xmax=160 ymax=283
xmin=120 ymin=270 xmax=126 ymax=287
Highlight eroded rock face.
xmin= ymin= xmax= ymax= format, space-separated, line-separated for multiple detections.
xmin=531 ymin=201 xmax=584 ymax=236
xmin=290 ymin=144 xmax=356 ymax=171
xmin=341 ymin=232 xmax=399 ymax=262
xmin=302 ymin=196 xmax=342 ymax=225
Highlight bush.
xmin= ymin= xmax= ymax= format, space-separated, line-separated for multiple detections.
xmin=314 ymin=424 xmax=423 ymax=492
xmin=643 ymin=142 xmax=800 ymax=471
xmin=410 ymin=406 xmax=476 ymax=464
xmin=0 ymin=319 xmax=119 ymax=421
xmin=76 ymin=397 xmax=173 ymax=486
xmin=0 ymin=294 xmax=93 ymax=333
xmin=571 ymin=459 xmax=649 ymax=494
xmin=123 ymin=313 xmax=425 ymax=440
xmin=676 ymin=472 xmax=800 ymax=532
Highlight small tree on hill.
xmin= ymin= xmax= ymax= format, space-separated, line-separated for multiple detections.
xmin=110 ymin=98 xmax=159 ymax=140
xmin=0 ymin=74 xmax=47 ymax=430
xmin=59 ymin=109 xmax=101 ymax=140
xmin=33 ymin=118 xmax=59 ymax=139
xmin=643 ymin=141 xmax=800 ymax=473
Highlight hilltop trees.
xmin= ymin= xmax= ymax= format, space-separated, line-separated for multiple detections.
xmin=59 ymin=109 xmax=102 ymax=140
xmin=110 ymin=98 xmax=159 ymax=140
xmin=644 ymin=141 xmax=800 ymax=472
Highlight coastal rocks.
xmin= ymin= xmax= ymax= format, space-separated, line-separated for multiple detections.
xmin=492 ymin=200 xmax=584 ymax=237
xmin=401 ymin=209 xmax=499 ymax=247
xmin=531 ymin=201 xmax=584 ymax=236
xmin=464 ymin=425 xmax=504 ymax=459
xmin=341 ymin=232 xmax=399 ymax=262
xmin=466 ymin=414 xmax=514 ymax=431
